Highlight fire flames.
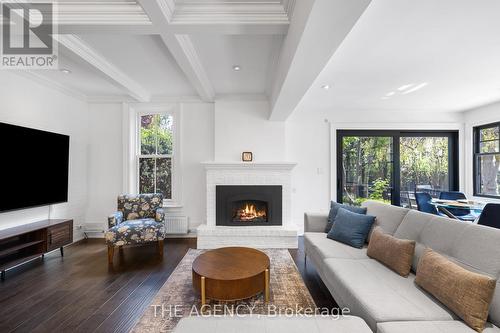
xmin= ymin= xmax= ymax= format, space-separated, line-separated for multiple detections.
xmin=234 ymin=203 xmax=267 ymax=221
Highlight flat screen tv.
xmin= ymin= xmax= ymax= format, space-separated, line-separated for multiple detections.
xmin=0 ymin=122 xmax=69 ymax=212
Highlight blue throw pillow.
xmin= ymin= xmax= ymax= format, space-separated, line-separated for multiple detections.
xmin=327 ymin=207 xmax=375 ymax=248
xmin=324 ymin=201 xmax=367 ymax=233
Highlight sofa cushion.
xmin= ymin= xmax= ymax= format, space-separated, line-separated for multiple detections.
xmin=104 ymin=219 xmax=164 ymax=245
xmin=377 ymin=321 xmax=500 ymax=333
xmin=173 ymin=315 xmax=372 ymax=333
xmin=321 ymin=258 xmax=456 ymax=331
xmin=327 ymin=208 xmax=375 ymax=248
xmin=325 ymin=201 xmax=367 ymax=233
xmin=304 ymin=232 xmax=369 ymax=260
xmin=416 ymin=248 xmax=496 ymax=332
xmin=361 ymin=200 xmax=410 ymax=239
xmin=394 ymin=210 xmax=500 ymax=327
xmin=367 ymin=227 xmax=415 ymax=277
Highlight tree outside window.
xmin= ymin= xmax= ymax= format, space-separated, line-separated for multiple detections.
xmin=138 ymin=113 xmax=173 ymax=199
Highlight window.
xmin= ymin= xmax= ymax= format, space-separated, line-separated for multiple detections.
xmin=337 ymin=130 xmax=458 ymax=207
xmin=138 ymin=113 xmax=174 ymax=200
xmin=474 ymin=122 xmax=500 ymax=198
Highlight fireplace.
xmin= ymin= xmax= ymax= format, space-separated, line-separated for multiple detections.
xmin=216 ymin=185 xmax=282 ymax=226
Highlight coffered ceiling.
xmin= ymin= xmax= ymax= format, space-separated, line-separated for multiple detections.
xmin=7 ymin=0 xmax=498 ymax=119
xmin=12 ymin=0 xmax=297 ymax=103
xmin=2 ymin=0 xmax=372 ymax=118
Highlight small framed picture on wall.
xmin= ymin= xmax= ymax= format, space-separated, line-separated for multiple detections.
xmin=242 ymin=152 xmax=253 ymax=162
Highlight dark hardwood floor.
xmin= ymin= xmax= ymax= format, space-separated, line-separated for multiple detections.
xmin=0 ymin=237 xmax=336 ymax=333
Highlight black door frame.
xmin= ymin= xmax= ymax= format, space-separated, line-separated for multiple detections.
xmin=336 ymin=130 xmax=459 ymax=206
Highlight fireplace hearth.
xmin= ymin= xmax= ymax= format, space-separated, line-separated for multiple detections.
xmin=216 ymin=185 xmax=282 ymax=227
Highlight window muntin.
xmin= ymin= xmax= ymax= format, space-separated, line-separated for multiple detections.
xmin=138 ymin=113 xmax=173 ymax=200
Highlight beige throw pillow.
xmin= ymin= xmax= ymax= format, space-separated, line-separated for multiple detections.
xmin=367 ymin=227 xmax=415 ymax=277
xmin=415 ymin=248 xmax=496 ymax=332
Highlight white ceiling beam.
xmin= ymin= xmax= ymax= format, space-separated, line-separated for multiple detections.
xmin=269 ymin=0 xmax=372 ymax=120
xmin=54 ymin=35 xmax=151 ymax=103
xmin=160 ymin=33 xmax=215 ymax=102
xmin=138 ymin=0 xmax=215 ymax=102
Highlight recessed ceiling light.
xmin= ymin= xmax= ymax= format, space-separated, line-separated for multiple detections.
xmin=397 ymin=84 xmax=415 ymax=91
xmin=321 ymin=84 xmax=331 ymax=90
xmin=233 ymin=65 xmax=241 ymax=71
xmin=60 ymin=68 xmax=71 ymax=74
xmin=386 ymin=91 xmax=396 ymax=97
xmin=401 ymin=82 xmax=428 ymax=94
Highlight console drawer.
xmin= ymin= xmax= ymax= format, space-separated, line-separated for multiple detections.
xmin=47 ymin=221 xmax=73 ymax=251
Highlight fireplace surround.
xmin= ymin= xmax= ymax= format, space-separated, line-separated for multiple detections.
xmin=216 ymin=185 xmax=282 ymax=226
xmin=197 ymin=162 xmax=298 ymax=249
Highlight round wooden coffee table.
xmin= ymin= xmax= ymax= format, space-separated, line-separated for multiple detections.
xmin=192 ymin=247 xmax=270 ymax=305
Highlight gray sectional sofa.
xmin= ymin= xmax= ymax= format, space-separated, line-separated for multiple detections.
xmin=304 ymin=200 xmax=500 ymax=333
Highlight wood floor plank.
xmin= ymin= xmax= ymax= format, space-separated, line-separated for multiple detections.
xmin=0 ymin=244 xmax=105 ymax=323
xmin=0 ymin=237 xmax=336 ymax=333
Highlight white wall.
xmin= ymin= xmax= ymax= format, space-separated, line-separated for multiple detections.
xmin=285 ymin=107 xmax=465 ymax=234
xmin=214 ymin=99 xmax=286 ymax=162
xmin=463 ymin=101 xmax=500 ymax=203
xmin=286 ymin=114 xmax=331 ymax=234
xmin=85 ymin=101 xmax=214 ymax=232
xmin=85 ymin=103 xmax=124 ymax=230
xmin=0 ymin=72 xmax=89 ymax=240
xmin=177 ymin=102 xmax=214 ymax=228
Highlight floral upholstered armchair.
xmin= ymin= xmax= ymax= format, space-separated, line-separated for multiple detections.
xmin=105 ymin=193 xmax=165 ymax=264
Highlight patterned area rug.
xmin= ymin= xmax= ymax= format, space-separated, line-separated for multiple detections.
xmin=132 ymin=249 xmax=317 ymax=332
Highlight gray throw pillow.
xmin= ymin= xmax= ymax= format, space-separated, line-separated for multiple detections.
xmin=327 ymin=208 xmax=375 ymax=248
xmin=324 ymin=201 xmax=367 ymax=233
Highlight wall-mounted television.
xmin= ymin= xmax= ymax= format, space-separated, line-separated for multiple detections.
xmin=0 ymin=122 xmax=70 ymax=212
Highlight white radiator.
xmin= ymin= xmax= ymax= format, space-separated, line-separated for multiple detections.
xmin=165 ymin=216 xmax=189 ymax=234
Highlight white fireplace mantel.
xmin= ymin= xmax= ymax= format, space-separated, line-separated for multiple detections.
xmin=201 ymin=161 xmax=297 ymax=170
xmin=197 ymin=161 xmax=298 ymax=249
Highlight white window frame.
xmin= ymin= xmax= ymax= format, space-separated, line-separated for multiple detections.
xmin=124 ymin=103 xmax=182 ymax=207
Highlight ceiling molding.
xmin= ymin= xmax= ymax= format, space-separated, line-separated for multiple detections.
xmin=171 ymin=2 xmax=290 ymax=24
xmin=55 ymin=2 xmax=151 ymax=24
xmin=215 ymin=94 xmax=269 ymax=102
xmin=138 ymin=0 xmax=215 ymax=102
xmin=282 ymin=0 xmax=297 ymax=17
xmin=168 ymin=1 xmax=290 ymax=34
xmin=87 ymin=94 xmax=205 ymax=104
xmin=156 ymin=0 xmax=176 ymax=23
xmin=40 ymin=1 xmax=154 ymax=34
xmin=86 ymin=95 xmax=136 ymax=104
xmin=54 ymin=35 xmax=151 ymax=103
xmin=14 ymin=71 xmax=88 ymax=102
xmin=46 ymin=1 xmax=290 ymax=35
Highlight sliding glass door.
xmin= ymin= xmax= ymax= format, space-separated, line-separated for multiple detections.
xmin=337 ymin=130 xmax=458 ymax=207
xmin=339 ymin=134 xmax=394 ymax=206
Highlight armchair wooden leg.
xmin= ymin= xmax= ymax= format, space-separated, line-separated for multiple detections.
xmin=108 ymin=245 xmax=115 ymax=265
xmin=158 ymin=240 xmax=164 ymax=259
